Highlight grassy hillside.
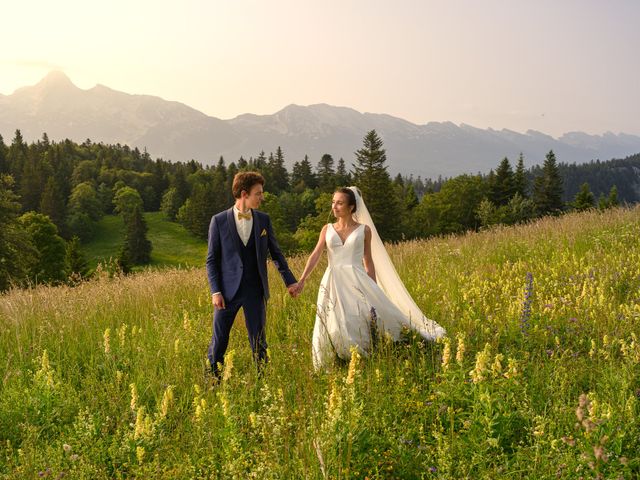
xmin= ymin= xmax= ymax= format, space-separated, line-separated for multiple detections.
xmin=83 ymin=212 xmax=207 ymax=269
xmin=1 ymin=207 xmax=640 ymax=478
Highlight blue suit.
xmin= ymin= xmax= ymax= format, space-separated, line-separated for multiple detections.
xmin=206 ymin=207 xmax=296 ymax=375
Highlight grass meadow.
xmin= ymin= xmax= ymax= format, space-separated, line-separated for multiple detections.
xmin=83 ymin=212 xmax=208 ymax=270
xmin=1 ymin=207 xmax=640 ymax=478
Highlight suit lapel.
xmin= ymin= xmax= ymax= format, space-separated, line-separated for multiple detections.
xmin=226 ymin=208 xmax=242 ymax=254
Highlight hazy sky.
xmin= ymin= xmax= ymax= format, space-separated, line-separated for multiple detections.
xmin=1 ymin=0 xmax=639 ymax=136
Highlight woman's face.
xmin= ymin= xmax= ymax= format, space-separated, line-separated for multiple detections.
xmin=332 ymin=192 xmax=354 ymax=218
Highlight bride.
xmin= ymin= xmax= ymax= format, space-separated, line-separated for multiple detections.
xmin=295 ymin=187 xmax=446 ymax=370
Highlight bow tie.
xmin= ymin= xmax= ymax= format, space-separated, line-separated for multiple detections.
xmin=237 ymin=211 xmax=252 ymax=221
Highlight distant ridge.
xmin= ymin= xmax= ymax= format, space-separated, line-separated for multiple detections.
xmin=2 ymin=71 xmax=640 ymax=177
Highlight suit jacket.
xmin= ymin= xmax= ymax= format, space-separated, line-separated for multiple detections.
xmin=206 ymin=207 xmax=296 ymax=301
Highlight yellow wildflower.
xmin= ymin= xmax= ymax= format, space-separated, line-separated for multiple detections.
xmin=136 ymin=446 xmax=145 ymax=464
xmin=456 ymin=333 xmax=466 ymax=366
xmin=130 ymin=383 xmax=138 ymax=412
xmin=470 ymin=343 xmax=491 ymax=383
xmin=345 ymin=346 xmax=361 ymax=385
xmin=159 ymin=385 xmax=174 ymax=419
xmin=441 ymin=337 xmax=451 ymax=371
xmin=103 ymin=328 xmax=111 ymax=355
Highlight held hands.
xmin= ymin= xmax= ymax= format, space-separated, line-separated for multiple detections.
xmin=287 ymin=283 xmax=299 ymax=298
xmin=288 ymin=279 xmax=305 ymax=298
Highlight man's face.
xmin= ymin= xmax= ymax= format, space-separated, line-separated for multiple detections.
xmin=243 ymin=183 xmax=264 ymax=209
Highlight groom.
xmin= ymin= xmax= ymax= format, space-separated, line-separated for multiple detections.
xmin=206 ymin=171 xmax=298 ymax=381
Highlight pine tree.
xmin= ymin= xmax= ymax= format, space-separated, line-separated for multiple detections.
xmin=122 ymin=205 xmax=152 ymax=265
xmin=215 ymin=156 xmax=227 ymax=181
xmin=572 ymin=182 xmax=595 ymax=211
xmin=19 ymin=150 xmax=47 ymax=212
xmin=39 ymin=176 xmax=67 ymax=235
xmin=513 ymin=153 xmax=528 ymax=198
xmin=404 ymin=183 xmax=419 ymax=210
xmin=177 ymin=176 xmax=227 ymax=239
xmin=7 ymin=130 xmax=28 ymax=185
xmin=0 ymin=134 xmax=7 ymax=173
xmin=237 ymin=156 xmax=248 ymax=170
xmin=267 ymin=147 xmax=289 ymax=193
xmin=160 ymin=187 xmax=181 ymax=220
xmin=291 ymin=155 xmax=317 ymax=191
xmin=352 ymin=130 xmax=402 ymax=240
xmin=317 ymin=153 xmax=336 ymax=192
xmin=253 ymin=151 xmax=267 ymax=171
xmin=171 ymin=169 xmax=190 ymax=207
xmin=66 ymin=235 xmax=89 ymax=280
xmin=491 ymin=157 xmax=516 ymax=206
xmin=532 ymin=150 xmax=564 ymax=216
xmin=335 ymin=158 xmax=351 ymax=186
xmin=607 ymin=185 xmax=619 ymax=207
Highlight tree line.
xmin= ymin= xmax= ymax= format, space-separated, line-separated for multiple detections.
xmin=0 ymin=129 xmax=634 ymax=291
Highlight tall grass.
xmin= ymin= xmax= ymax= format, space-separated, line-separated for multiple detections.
xmin=1 ymin=207 xmax=639 ymax=478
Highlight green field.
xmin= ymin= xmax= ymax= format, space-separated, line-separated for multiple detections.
xmin=83 ymin=212 xmax=207 ymax=270
xmin=1 ymin=207 xmax=639 ymax=478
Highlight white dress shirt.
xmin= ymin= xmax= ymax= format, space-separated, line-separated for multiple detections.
xmin=233 ymin=206 xmax=253 ymax=246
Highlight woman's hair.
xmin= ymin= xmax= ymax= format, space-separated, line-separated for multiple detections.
xmin=232 ymin=171 xmax=265 ymax=198
xmin=335 ymin=187 xmax=357 ymax=213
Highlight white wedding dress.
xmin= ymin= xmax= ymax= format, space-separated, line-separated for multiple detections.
xmin=311 ymin=188 xmax=446 ymax=370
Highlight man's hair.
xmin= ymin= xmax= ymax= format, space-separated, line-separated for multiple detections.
xmin=232 ymin=171 xmax=265 ymax=199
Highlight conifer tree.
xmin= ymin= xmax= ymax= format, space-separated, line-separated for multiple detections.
xmin=352 ymin=130 xmax=401 ymax=240
xmin=532 ymin=150 xmax=564 ymax=215
xmin=121 ymin=205 xmax=152 ymax=265
xmin=171 ymin=169 xmax=190 ymax=207
xmin=7 ymin=130 xmax=28 ymax=186
xmin=291 ymin=155 xmax=317 ymax=191
xmin=607 ymin=185 xmax=619 ymax=207
xmin=572 ymin=182 xmax=595 ymax=211
xmin=513 ymin=153 xmax=528 ymax=198
xmin=237 ymin=156 xmax=248 ymax=170
xmin=317 ymin=153 xmax=336 ymax=192
xmin=39 ymin=176 xmax=67 ymax=235
xmin=177 ymin=175 xmax=227 ymax=239
xmin=66 ymin=235 xmax=89 ymax=280
xmin=0 ymin=134 xmax=7 ymax=173
xmin=253 ymin=151 xmax=267 ymax=171
xmin=335 ymin=158 xmax=351 ymax=186
xmin=491 ymin=157 xmax=516 ymax=206
xmin=267 ymin=147 xmax=289 ymax=193
xmin=161 ymin=188 xmax=181 ymax=220
xmin=215 ymin=156 xmax=227 ymax=180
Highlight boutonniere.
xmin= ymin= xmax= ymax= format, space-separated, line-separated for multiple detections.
xmin=260 ymin=228 xmax=267 ymax=237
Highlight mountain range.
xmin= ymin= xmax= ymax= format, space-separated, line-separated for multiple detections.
xmin=2 ymin=71 xmax=640 ymax=178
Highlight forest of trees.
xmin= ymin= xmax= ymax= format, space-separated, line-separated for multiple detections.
xmin=0 ymin=129 xmax=635 ymax=291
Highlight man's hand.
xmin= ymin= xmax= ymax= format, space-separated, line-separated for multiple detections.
xmin=288 ymin=280 xmax=304 ymax=297
xmin=287 ymin=283 xmax=300 ymax=297
xmin=212 ymin=293 xmax=225 ymax=309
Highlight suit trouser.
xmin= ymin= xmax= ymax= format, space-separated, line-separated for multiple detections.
xmin=207 ymin=286 xmax=267 ymax=376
